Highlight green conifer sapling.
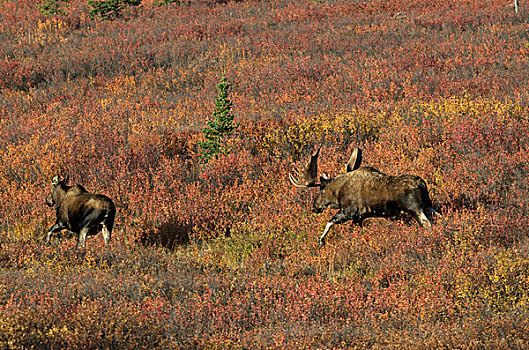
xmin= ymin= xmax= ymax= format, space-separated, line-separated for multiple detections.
xmin=199 ymin=75 xmax=239 ymax=162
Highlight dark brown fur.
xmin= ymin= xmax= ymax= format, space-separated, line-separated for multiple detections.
xmin=45 ymin=175 xmax=115 ymax=249
xmin=290 ymin=148 xmax=436 ymax=248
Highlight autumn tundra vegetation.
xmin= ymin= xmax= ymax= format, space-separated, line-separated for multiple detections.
xmin=1 ymin=0 xmax=529 ymax=348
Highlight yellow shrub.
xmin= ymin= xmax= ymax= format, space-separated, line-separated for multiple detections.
xmin=263 ymin=110 xmax=387 ymax=159
xmin=105 ymin=75 xmax=136 ymax=96
xmin=21 ymin=18 xmax=69 ymax=46
xmin=483 ymin=249 xmax=529 ymax=311
xmin=388 ymin=95 xmax=524 ymax=130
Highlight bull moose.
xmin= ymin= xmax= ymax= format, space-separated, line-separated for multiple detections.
xmin=290 ymin=147 xmax=437 ymax=248
xmin=45 ymin=175 xmax=116 ymax=249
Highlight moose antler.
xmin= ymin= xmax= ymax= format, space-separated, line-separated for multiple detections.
xmin=289 ymin=148 xmax=321 ymax=188
xmin=346 ymin=148 xmax=362 ymax=172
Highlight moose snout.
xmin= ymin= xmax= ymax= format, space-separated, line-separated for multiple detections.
xmin=312 ymin=207 xmax=324 ymax=214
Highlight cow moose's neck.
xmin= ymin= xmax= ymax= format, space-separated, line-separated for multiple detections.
xmin=52 ymin=184 xmax=70 ymax=208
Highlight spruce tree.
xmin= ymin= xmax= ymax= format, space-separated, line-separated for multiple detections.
xmin=88 ymin=0 xmax=142 ymax=20
xmin=37 ymin=0 xmax=70 ymax=16
xmin=199 ymin=75 xmax=239 ymax=162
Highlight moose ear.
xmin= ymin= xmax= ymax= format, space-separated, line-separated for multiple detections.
xmin=62 ymin=174 xmax=69 ymax=184
xmin=346 ymin=148 xmax=362 ymax=172
xmin=52 ymin=175 xmax=60 ymax=186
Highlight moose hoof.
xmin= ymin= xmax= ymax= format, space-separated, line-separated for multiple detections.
xmin=318 ymin=240 xmax=326 ymax=249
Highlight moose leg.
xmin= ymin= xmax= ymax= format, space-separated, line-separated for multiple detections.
xmin=403 ymin=192 xmax=432 ymax=228
xmin=425 ymin=207 xmax=440 ymax=221
xmin=76 ymin=227 xmax=89 ymax=250
xmin=319 ymin=211 xmax=350 ymax=248
xmin=44 ymin=222 xmax=65 ymax=245
xmin=413 ymin=210 xmax=431 ymax=228
xmin=101 ymin=210 xmax=114 ymax=245
xmin=101 ymin=225 xmax=111 ymax=245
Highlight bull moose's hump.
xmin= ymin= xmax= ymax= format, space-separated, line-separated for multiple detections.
xmin=329 ymin=167 xmax=383 ymax=188
xmin=354 ymin=167 xmax=386 ymax=178
xmin=338 ymin=167 xmax=385 ymax=185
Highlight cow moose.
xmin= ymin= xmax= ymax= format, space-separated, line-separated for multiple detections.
xmin=290 ymin=147 xmax=437 ymax=248
xmin=45 ymin=175 xmax=116 ymax=250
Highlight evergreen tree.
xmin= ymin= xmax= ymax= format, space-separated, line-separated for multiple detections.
xmin=88 ymin=0 xmax=142 ymax=20
xmin=199 ymin=75 xmax=239 ymax=162
xmin=37 ymin=0 xmax=70 ymax=16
